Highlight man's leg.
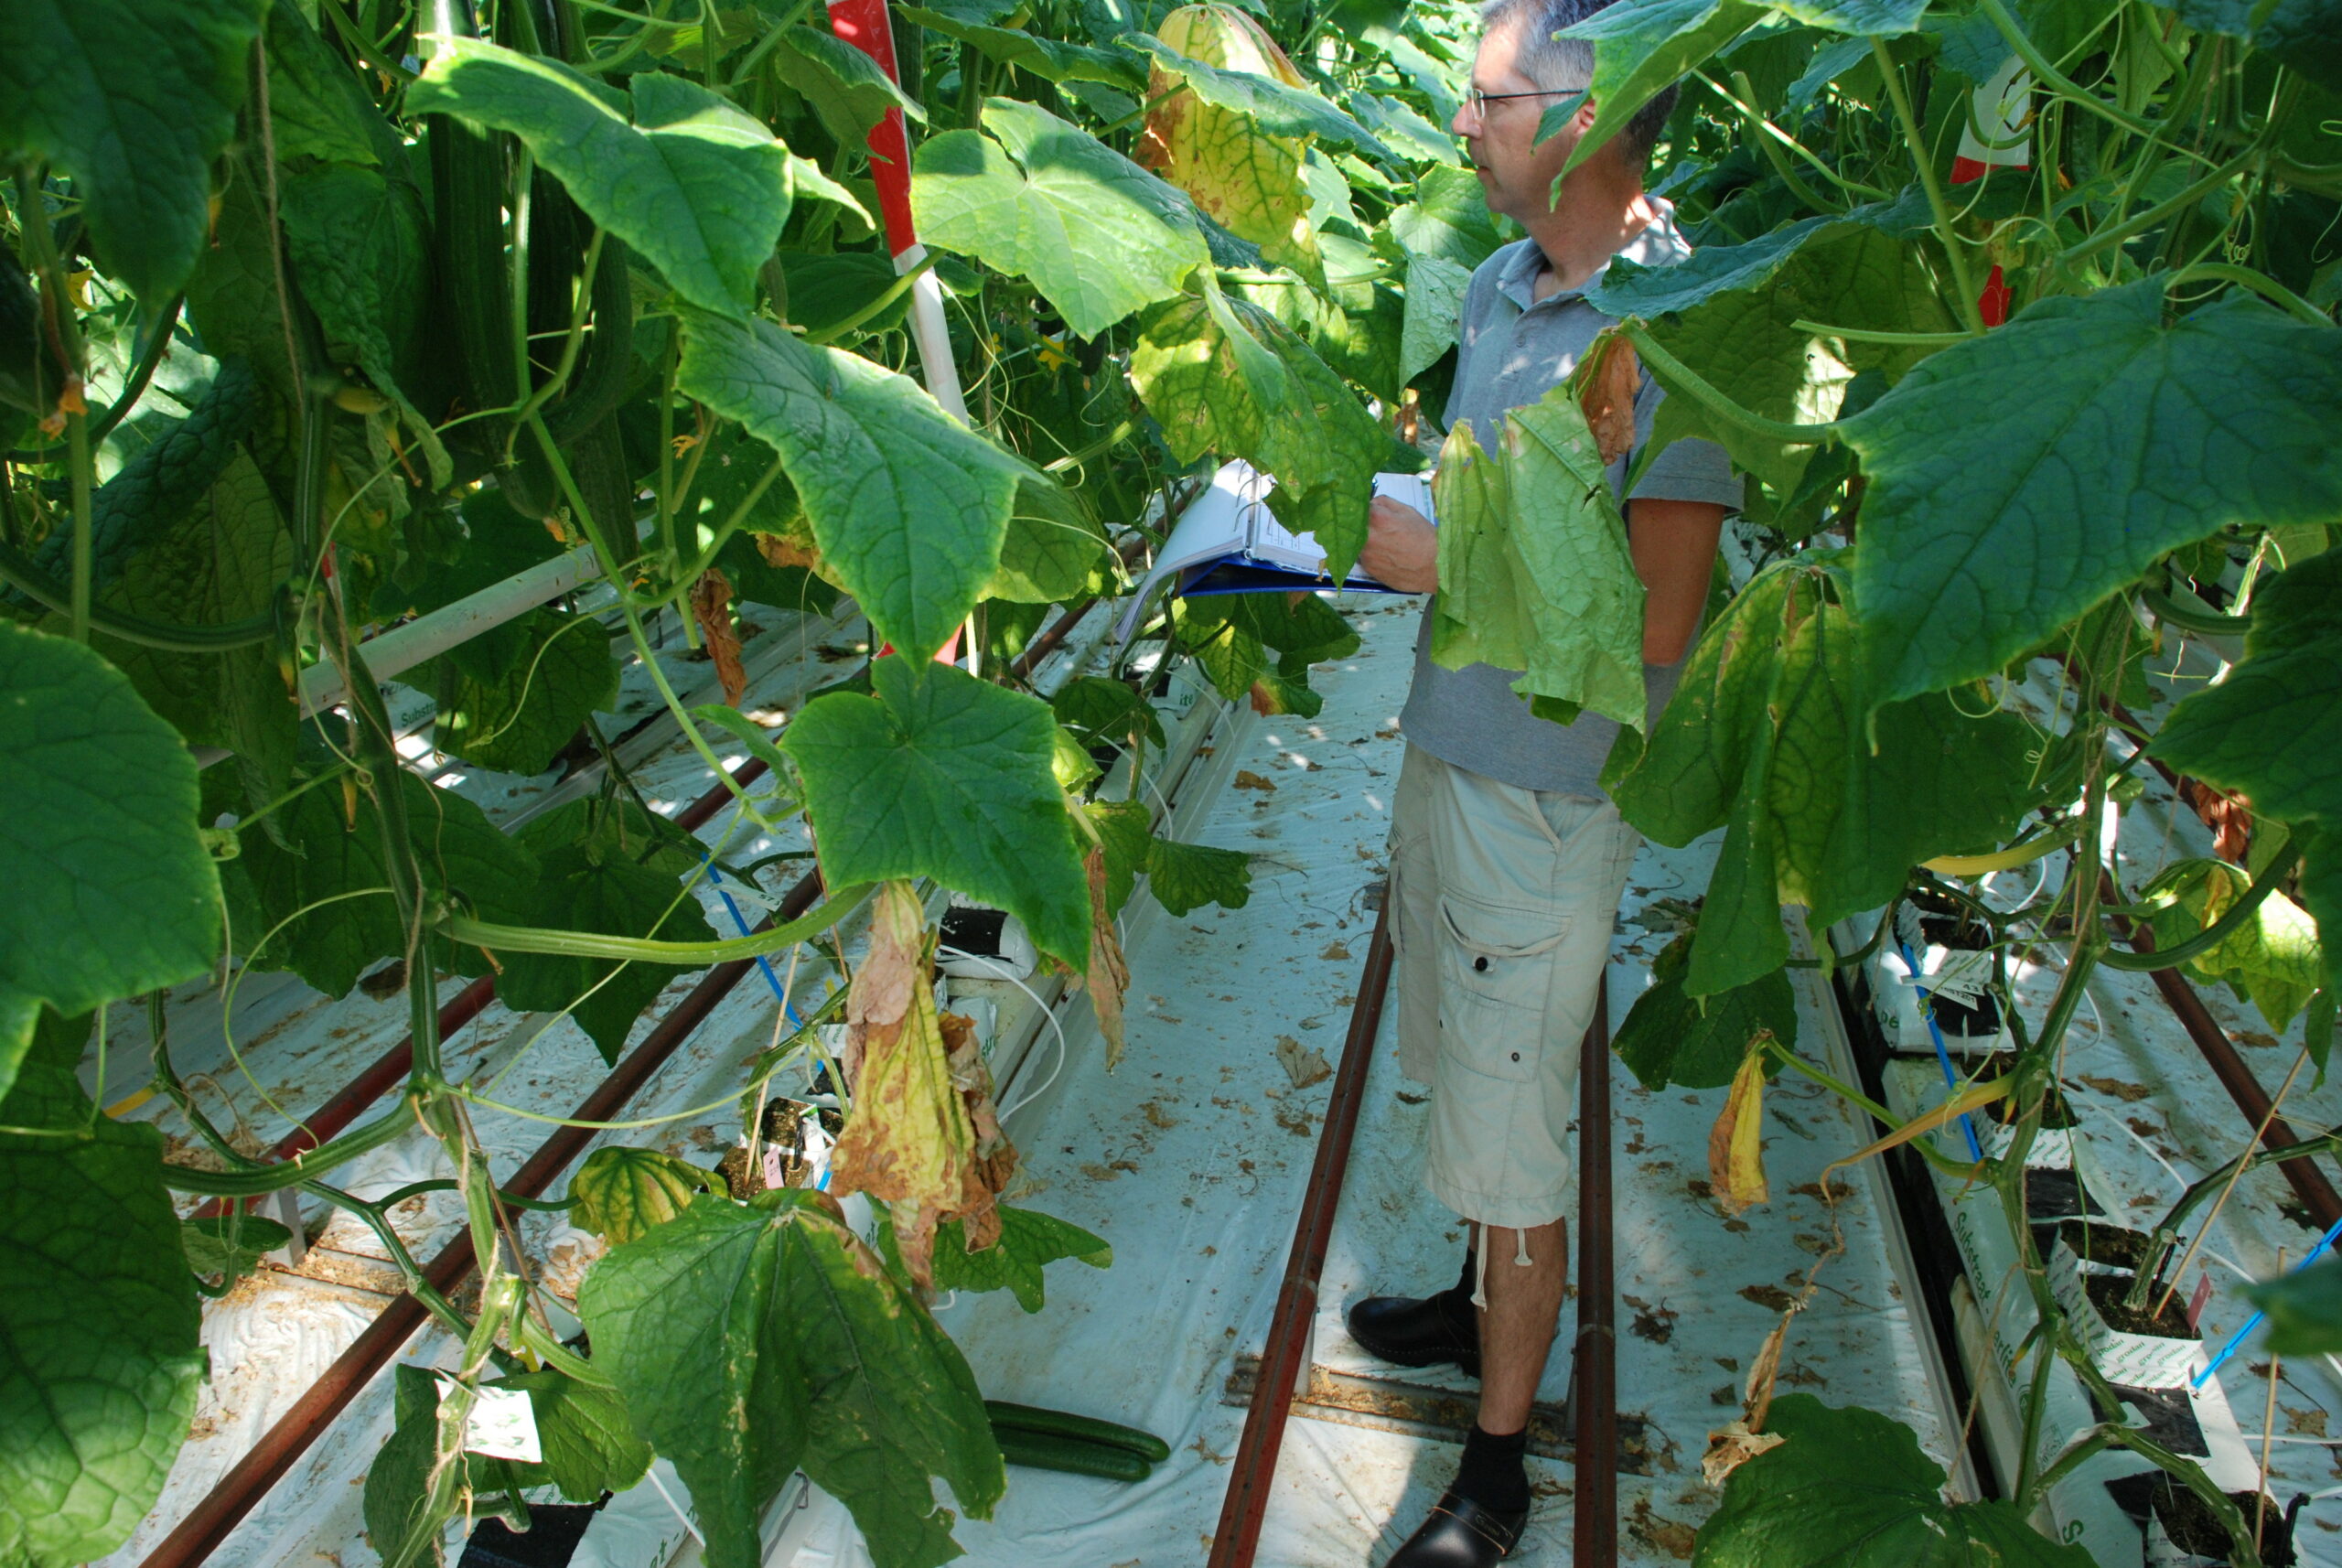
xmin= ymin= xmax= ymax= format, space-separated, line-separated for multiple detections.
xmin=1476 ymin=1219 xmax=1567 ymax=1434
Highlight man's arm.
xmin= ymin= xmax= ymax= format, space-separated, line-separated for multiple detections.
xmin=1628 ymin=496 xmax=1726 ymax=664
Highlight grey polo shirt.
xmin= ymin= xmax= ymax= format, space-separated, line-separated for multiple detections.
xmin=1399 ymin=205 xmax=1742 ymax=797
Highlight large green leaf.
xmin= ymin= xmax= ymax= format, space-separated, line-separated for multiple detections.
xmin=1146 ymin=834 xmax=1254 ymax=917
xmin=366 ymin=1363 xmax=651 ymax=1562
xmin=1130 ymin=284 xmax=1386 ymax=580
xmin=425 ymin=609 xmax=618 ymax=777
xmin=1846 ymin=284 xmax=2342 ymax=705
xmin=1588 ymin=199 xmax=1951 ymax=490
xmin=1605 ymin=560 xmax=2040 ymax=995
xmin=2154 ymin=548 xmax=2342 ymax=987
xmin=1430 ymin=384 xmax=1648 ymax=729
xmin=0 ymin=624 xmax=220 ymax=1096
xmin=1387 ymin=165 xmax=1503 ymax=270
xmin=264 ymin=0 xmax=404 ymax=167
xmin=0 ymin=1028 xmax=205 ymax=1568
xmin=2148 ymin=0 xmax=2342 ymax=95
xmin=768 ymin=25 xmax=927 ymax=145
xmin=238 ymin=764 xmax=540 ymax=999
xmin=1614 ymin=930 xmax=1799 ymax=1090
xmin=1692 ymin=1396 xmax=2092 ymax=1567
xmin=898 ymin=6 xmax=1148 ymax=88
xmin=988 ymin=476 xmax=1112 ymax=603
xmin=281 ymin=166 xmax=450 ymax=487
xmin=677 ymin=308 xmax=1029 ymax=662
xmin=90 ymin=449 xmax=296 ymax=817
xmin=492 ymin=835 xmax=720 ymax=1066
xmin=2143 ymin=858 xmax=2325 ymax=1032
xmin=1553 ymin=0 xmax=1767 ymax=173
xmin=408 ymin=39 xmax=792 ymax=317
xmin=0 ymin=0 xmax=264 ymax=298
xmin=881 ymin=1204 xmax=1112 ymax=1312
xmin=1399 ymin=251 xmax=1474 ymax=385
xmin=785 ymin=657 xmax=1090 ymax=966
xmin=1769 ymin=0 xmax=1929 ymax=33
xmin=577 ymin=1191 xmax=1003 ymax=1568
xmin=914 ymin=98 xmax=1209 ymax=338
xmin=2250 ymin=1258 xmax=2342 ymax=1356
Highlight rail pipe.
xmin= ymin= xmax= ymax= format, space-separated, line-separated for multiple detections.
xmin=298 ymin=546 xmax=606 ymax=715
xmin=1573 ymin=976 xmax=1617 ymax=1566
xmin=1006 ymin=598 xmax=1098 ymax=681
xmin=139 ymin=866 xmax=823 ymax=1568
xmin=189 ymin=759 xmax=775 ymax=1223
xmin=1207 ymin=900 xmax=1396 ymax=1568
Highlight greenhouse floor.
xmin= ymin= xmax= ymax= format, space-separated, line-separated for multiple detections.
xmin=97 ymin=589 xmax=2342 ymax=1568
xmin=777 ymin=597 xmax=1967 ymax=1567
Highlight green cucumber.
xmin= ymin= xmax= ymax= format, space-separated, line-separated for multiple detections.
xmin=991 ymin=1425 xmax=1152 ymax=1482
xmin=984 ymin=1400 xmax=1172 ymax=1463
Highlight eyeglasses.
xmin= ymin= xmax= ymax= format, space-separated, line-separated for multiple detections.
xmin=1463 ymin=84 xmax=1588 ymax=118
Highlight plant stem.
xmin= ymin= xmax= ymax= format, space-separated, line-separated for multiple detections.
xmin=1870 ymin=38 xmax=1987 ymax=335
xmin=444 ymin=880 xmax=868 ymax=964
xmin=159 ymin=1094 xmax=425 ymax=1194
xmin=2100 ymin=842 xmax=2301 ymax=972
xmin=1617 ymin=321 xmax=1842 ymax=447
xmin=2151 ymin=1046 xmax=2310 ymax=1316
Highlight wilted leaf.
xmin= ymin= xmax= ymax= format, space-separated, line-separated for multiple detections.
xmin=890 ymin=1204 xmax=1112 ymax=1313
xmin=1431 ymin=384 xmax=1648 ymax=729
xmin=2143 ymin=858 xmax=2324 ymax=1033
xmin=1084 ymin=848 xmax=1133 ymax=1068
xmin=1576 ymin=329 xmax=1641 ymax=466
xmin=577 ymin=1190 xmax=1002 ymax=1568
xmin=1708 ymin=1045 xmax=1771 ymax=1216
xmin=689 ymin=568 xmax=747 ymax=707
xmin=1614 ymin=930 xmax=1799 ymax=1090
xmin=829 ymin=883 xmax=982 ymax=1285
xmin=179 ymin=1215 xmax=291 ymax=1285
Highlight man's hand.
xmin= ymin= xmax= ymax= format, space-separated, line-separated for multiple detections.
xmin=1361 ymin=496 xmax=1439 ymax=593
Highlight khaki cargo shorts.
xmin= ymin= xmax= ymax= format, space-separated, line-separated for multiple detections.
xmin=1389 ymin=744 xmax=1639 ymax=1230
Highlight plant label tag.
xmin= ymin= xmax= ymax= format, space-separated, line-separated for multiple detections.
xmin=1902 ymin=946 xmax=1993 ymax=1006
xmin=2186 ymin=1273 xmax=2214 ymax=1331
xmin=436 ymin=1376 xmax=542 ymax=1463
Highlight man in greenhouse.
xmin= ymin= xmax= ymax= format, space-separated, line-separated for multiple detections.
xmin=1349 ymin=0 xmax=1739 ymax=1561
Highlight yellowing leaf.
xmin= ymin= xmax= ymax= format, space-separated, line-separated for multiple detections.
xmin=1137 ymin=5 xmax=1320 ymax=283
xmin=829 ymin=882 xmax=980 ymax=1286
xmin=569 ymin=1146 xmax=713 ymax=1245
xmin=1430 ymin=384 xmax=1648 ymax=730
xmin=1709 ymin=1044 xmax=1771 ymax=1216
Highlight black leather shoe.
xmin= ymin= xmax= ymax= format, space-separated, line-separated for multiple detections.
xmin=1347 ymin=1293 xmax=1480 ymax=1377
xmin=1384 ymin=1490 xmax=1529 ymax=1566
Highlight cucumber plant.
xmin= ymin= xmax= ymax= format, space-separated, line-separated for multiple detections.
xmin=1 ymin=0 xmax=2337 ymax=1565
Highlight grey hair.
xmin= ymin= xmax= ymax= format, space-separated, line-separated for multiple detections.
xmin=1477 ymin=0 xmax=1679 ymax=167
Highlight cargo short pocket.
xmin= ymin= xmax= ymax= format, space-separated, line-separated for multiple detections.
xmin=1434 ymin=893 xmax=1569 ymax=1083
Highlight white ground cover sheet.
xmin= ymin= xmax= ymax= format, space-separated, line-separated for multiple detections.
xmin=783 ymin=597 xmax=1962 ymax=1568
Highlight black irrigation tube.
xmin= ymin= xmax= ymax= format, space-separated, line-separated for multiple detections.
xmin=141 ymin=865 xmax=824 ymax=1568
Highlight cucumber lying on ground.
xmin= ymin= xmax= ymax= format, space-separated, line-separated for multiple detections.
xmin=990 ymin=1426 xmax=1153 ymax=1483
xmin=984 ymin=1400 xmax=1172 ymax=1462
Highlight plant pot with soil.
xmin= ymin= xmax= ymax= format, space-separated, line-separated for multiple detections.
xmin=2051 ymin=1228 xmax=2204 ymax=1389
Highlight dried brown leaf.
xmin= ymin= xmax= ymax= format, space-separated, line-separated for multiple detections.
xmin=689 ymin=567 xmax=746 ymax=707
xmin=1084 ymin=846 xmax=1131 ymax=1069
xmin=828 ymin=881 xmax=978 ymax=1286
xmin=1576 ymin=330 xmax=1640 ymax=467
xmin=1274 ymin=1034 xmax=1331 ymax=1089
xmin=1707 ymin=1044 xmax=1770 ymax=1216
